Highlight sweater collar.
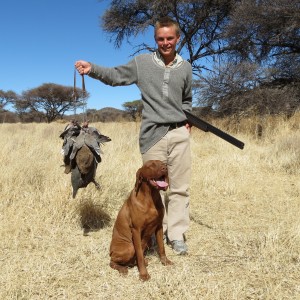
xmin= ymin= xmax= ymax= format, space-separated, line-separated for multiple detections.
xmin=154 ymin=50 xmax=183 ymax=68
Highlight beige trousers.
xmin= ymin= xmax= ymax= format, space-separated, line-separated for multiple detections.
xmin=142 ymin=126 xmax=191 ymax=241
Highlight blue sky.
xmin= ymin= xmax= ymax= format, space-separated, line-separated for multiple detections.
xmin=1 ymin=0 xmax=155 ymax=111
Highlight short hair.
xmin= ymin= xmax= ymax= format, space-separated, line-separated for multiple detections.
xmin=154 ymin=16 xmax=180 ymax=37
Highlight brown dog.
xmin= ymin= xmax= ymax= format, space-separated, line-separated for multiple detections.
xmin=109 ymin=160 xmax=173 ymax=281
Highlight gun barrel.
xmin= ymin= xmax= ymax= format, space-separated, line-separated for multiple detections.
xmin=184 ymin=110 xmax=245 ymax=150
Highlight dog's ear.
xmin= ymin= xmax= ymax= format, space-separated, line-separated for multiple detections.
xmin=134 ymin=168 xmax=143 ymax=194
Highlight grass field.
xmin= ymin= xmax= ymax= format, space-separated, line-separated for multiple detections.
xmin=0 ymin=114 xmax=299 ymax=299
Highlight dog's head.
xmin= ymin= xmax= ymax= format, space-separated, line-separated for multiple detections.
xmin=135 ymin=160 xmax=168 ymax=193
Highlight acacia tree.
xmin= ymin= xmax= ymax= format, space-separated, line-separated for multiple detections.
xmin=100 ymin=0 xmax=300 ymax=116
xmin=224 ymin=0 xmax=300 ymax=62
xmin=14 ymin=83 xmax=88 ymax=123
xmin=197 ymin=0 xmax=300 ymax=115
xmin=122 ymin=100 xmax=143 ymax=121
xmin=0 ymin=90 xmax=18 ymax=111
xmin=101 ymin=0 xmax=236 ymax=74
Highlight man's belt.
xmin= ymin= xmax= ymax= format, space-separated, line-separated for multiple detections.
xmin=168 ymin=121 xmax=187 ymax=130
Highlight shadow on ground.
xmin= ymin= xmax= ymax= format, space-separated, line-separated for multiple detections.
xmin=77 ymin=200 xmax=111 ymax=235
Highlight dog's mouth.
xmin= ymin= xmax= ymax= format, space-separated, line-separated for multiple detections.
xmin=149 ymin=176 xmax=168 ymax=190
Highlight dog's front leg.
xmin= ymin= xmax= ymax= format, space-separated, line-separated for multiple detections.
xmin=132 ymin=227 xmax=150 ymax=281
xmin=156 ymin=226 xmax=173 ymax=266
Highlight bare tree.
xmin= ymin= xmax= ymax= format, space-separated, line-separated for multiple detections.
xmin=0 ymin=90 xmax=18 ymax=111
xmin=101 ymin=0 xmax=299 ymax=67
xmin=14 ymin=83 xmax=88 ymax=123
xmin=101 ymin=0 xmax=236 ymax=74
xmin=224 ymin=0 xmax=300 ymax=62
xmin=270 ymin=53 xmax=300 ymax=82
xmin=194 ymin=61 xmax=262 ymax=114
xmin=196 ymin=60 xmax=300 ymax=116
xmin=100 ymin=0 xmax=300 ymax=116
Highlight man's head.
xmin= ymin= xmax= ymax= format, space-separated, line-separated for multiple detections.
xmin=154 ymin=16 xmax=180 ymax=64
xmin=154 ymin=16 xmax=180 ymax=37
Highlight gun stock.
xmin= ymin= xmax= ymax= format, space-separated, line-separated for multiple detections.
xmin=184 ymin=110 xmax=245 ymax=150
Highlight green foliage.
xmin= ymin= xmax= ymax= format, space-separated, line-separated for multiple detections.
xmin=122 ymin=99 xmax=143 ymax=121
xmin=14 ymin=83 xmax=89 ymax=123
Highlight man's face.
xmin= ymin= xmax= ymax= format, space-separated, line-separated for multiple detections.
xmin=155 ymin=25 xmax=180 ymax=60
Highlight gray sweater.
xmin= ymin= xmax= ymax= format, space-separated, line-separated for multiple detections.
xmin=88 ymin=51 xmax=192 ymax=154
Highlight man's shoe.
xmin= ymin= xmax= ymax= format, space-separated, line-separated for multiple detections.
xmin=170 ymin=240 xmax=188 ymax=255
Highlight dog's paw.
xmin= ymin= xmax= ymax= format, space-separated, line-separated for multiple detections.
xmin=139 ymin=272 xmax=151 ymax=281
xmin=118 ymin=268 xmax=129 ymax=276
xmin=109 ymin=261 xmax=128 ymax=275
xmin=160 ymin=256 xmax=173 ymax=266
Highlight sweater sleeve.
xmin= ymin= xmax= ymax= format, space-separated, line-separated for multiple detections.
xmin=182 ymin=63 xmax=193 ymax=112
xmin=88 ymin=58 xmax=138 ymax=87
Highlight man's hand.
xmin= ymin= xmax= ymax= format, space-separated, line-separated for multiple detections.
xmin=75 ymin=60 xmax=91 ymax=75
xmin=185 ymin=123 xmax=192 ymax=133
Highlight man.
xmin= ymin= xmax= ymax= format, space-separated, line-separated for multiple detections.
xmin=75 ymin=16 xmax=192 ymax=255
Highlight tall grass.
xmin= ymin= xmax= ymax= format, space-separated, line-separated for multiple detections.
xmin=0 ymin=114 xmax=299 ymax=299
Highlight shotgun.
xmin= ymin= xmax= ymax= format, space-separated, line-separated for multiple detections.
xmin=184 ymin=110 xmax=245 ymax=150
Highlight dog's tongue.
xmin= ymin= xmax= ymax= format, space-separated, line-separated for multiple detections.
xmin=156 ymin=180 xmax=168 ymax=188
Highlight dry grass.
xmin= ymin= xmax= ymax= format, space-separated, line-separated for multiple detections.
xmin=0 ymin=114 xmax=299 ymax=299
